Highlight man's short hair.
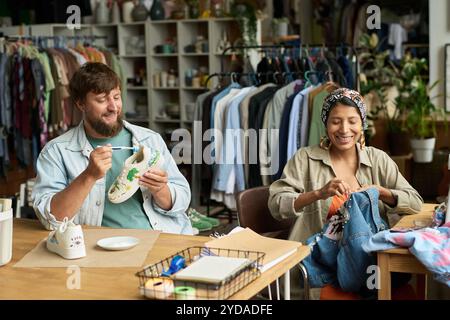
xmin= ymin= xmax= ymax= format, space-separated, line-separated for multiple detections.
xmin=69 ymin=62 xmax=121 ymax=104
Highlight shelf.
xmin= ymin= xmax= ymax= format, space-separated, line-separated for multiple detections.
xmin=211 ymin=17 xmax=236 ymax=22
xmin=127 ymin=86 xmax=148 ymax=90
xmin=214 ymin=52 xmax=242 ymax=56
xmin=182 ymin=87 xmax=208 ymax=90
xmin=181 ymin=19 xmax=210 ymax=23
xmin=152 ymin=53 xmax=178 ymax=57
xmin=119 ymin=54 xmax=147 ymax=58
xmin=151 ymin=19 xmax=179 ymax=24
xmin=154 ymin=119 xmax=181 ymax=123
xmin=120 ymin=21 xmax=147 ymax=26
xmin=182 ymin=53 xmax=209 ymax=56
xmin=153 ymin=87 xmax=180 ymax=90
xmin=92 ymin=23 xmax=118 ymax=27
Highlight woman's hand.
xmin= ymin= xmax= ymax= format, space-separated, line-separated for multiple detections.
xmin=316 ymin=178 xmax=352 ymax=200
xmin=355 ymin=184 xmax=397 ymax=206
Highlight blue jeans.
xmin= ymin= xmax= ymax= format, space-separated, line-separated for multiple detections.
xmin=303 ymin=188 xmax=388 ymax=292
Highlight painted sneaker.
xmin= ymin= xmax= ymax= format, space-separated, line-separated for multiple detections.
xmin=108 ymin=146 xmax=163 ymax=204
xmin=188 ymin=208 xmax=220 ymax=227
xmin=188 ymin=211 xmax=213 ymax=231
xmin=46 ymin=217 xmax=86 ymax=260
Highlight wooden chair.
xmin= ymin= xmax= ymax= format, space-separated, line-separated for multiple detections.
xmin=235 ymin=186 xmax=310 ymax=300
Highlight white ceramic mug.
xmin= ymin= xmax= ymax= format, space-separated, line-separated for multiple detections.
xmin=160 ymin=71 xmax=168 ymax=87
xmin=0 ymin=200 xmax=13 ymax=266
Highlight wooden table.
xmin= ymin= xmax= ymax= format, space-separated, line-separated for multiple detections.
xmin=377 ymin=203 xmax=436 ymax=300
xmin=0 ymin=219 xmax=310 ymax=300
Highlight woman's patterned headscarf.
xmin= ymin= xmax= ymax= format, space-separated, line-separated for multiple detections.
xmin=321 ymin=88 xmax=368 ymax=130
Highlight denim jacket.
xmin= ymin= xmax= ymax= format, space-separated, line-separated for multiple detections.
xmin=32 ymin=120 xmax=193 ymax=235
xmin=303 ymin=188 xmax=388 ymax=292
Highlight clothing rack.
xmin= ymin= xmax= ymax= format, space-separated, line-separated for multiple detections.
xmin=2 ymin=35 xmax=108 ymax=48
xmin=205 ymin=71 xmax=311 ymax=89
xmin=3 ymin=35 xmax=107 ymax=41
xmin=220 ymin=43 xmax=360 ymax=89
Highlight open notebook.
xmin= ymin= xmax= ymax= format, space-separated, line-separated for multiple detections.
xmin=172 ymin=256 xmax=252 ymax=284
xmin=205 ymin=227 xmax=302 ymax=273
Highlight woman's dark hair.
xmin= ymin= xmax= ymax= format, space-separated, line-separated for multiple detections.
xmin=325 ymin=96 xmax=362 ymax=123
xmin=69 ymin=62 xmax=121 ymax=104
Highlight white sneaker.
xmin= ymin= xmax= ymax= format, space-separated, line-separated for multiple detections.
xmin=46 ymin=217 xmax=86 ymax=260
xmin=108 ymin=146 xmax=163 ymax=204
xmin=192 ymin=227 xmax=199 ymax=235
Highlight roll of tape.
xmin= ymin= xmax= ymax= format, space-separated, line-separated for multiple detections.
xmin=174 ymin=286 xmax=196 ymax=300
xmin=144 ymin=278 xmax=174 ymax=299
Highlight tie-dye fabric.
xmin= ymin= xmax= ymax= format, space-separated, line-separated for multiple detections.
xmin=362 ymin=224 xmax=450 ymax=287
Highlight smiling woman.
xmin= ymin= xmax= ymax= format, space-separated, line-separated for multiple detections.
xmin=268 ymin=87 xmax=423 ymax=298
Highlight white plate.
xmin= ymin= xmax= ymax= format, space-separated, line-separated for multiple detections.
xmin=97 ymin=236 xmax=140 ymax=251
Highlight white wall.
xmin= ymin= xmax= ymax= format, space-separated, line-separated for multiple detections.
xmin=429 ymin=0 xmax=450 ymax=112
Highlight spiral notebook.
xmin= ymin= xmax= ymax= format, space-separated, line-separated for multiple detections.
xmin=172 ymin=256 xmax=252 ymax=285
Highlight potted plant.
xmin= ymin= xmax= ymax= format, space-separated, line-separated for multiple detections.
xmin=358 ymin=33 xmax=408 ymax=154
xmin=395 ymin=55 xmax=446 ymax=163
xmin=271 ymin=17 xmax=289 ymax=39
xmin=186 ymin=0 xmax=200 ymax=19
xmin=230 ymin=0 xmax=266 ymax=46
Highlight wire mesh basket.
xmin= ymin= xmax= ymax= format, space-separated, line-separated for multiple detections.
xmin=136 ymin=246 xmax=264 ymax=300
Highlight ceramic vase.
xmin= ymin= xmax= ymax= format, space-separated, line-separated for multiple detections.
xmin=150 ymin=0 xmax=165 ymax=20
xmin=132 ymin=0 xmax=149 ymax=21
xmin=110 ymin=0 xmax=121 ymax=23
xmin=95 ymin=0 xmax=110 ymax=24
xmin=122 ymin=1 xmax=134 ymax=23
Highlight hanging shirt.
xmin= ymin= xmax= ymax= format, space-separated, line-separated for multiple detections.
xmin=298 ymin=86 xmax=316 ymax=148
xmin=287 ymin=93 xmax=301 ymax=160
xmin=213 ymin=86 xmax=255 ymax=193
xmin=308 ymin=89 xmax=330 ymax=146
xmin=388 ymin=23 xmax=408 ymax=61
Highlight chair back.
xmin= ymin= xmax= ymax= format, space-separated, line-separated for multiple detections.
xmin=235 ymin=186 xmax=296 ymax=239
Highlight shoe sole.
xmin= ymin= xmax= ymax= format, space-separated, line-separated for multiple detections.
xmin=46 ymin=239 xmax=86 ymax=260
xmin=204 ymin=220 xmax=220 ymax=227
xmin=192 ymin=225 xmax=212 ymax=231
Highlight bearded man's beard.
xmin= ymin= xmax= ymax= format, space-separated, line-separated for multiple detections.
xmin=86 ymin=112 xmax=124 ymax=137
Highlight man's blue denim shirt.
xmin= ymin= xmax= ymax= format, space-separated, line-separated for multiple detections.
xmin=32 ymin=120 xmax=193 ymax=235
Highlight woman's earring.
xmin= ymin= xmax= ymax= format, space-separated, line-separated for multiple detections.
xmin=320 ymin=136 xmax=331 ymax=150
xmin=359 ymin=131 xmax=366 ymax=150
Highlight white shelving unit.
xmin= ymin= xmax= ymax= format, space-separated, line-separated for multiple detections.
xmin=3 ymin=18 xmax=259 ymax=206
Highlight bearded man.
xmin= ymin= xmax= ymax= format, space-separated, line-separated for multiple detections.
xmin=32 ymin=62 xmax=192 ymax=234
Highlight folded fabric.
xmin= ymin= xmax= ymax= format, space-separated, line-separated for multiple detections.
xmin=362 ymin=224 xmax=450 ymax=287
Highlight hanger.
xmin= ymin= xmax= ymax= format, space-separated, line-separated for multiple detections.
xmin=250 ymin=72 xmax=259 ymax=86
xmin=304 ymin=70 xmax=319 ymax=87
xmin=230 ymin=72 xmax=238 ymax=84
xmin=272 ymin=71 xmax=281 ymax=85
xmin=325 ymin=70 xmax=334 ymax=82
